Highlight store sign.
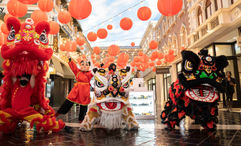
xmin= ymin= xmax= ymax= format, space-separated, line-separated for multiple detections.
xmin=156 ymin=67 xmax=170 ymax=74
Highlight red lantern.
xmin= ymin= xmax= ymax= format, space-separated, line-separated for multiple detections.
xmin=134 ymin=56 xmax=141 ymax=62
xmin=68 ymin=0 xmax=92 ymax=20
xmin=149 ymin=62 xmax=155 ymax=67
xmin=165 ymin=54 xmax=175 ymax=62
xmin=18 ymin=0 xmax=38 ymax=4
xmin=97 ymin=28 xmax=108 ymax=39
xmin=107 ymin=24 xmax=113 ymax=30
xmin=87 ymin=32 xmax=97 ymax=42
xmin=156 ymin=60 xmax=162 ymax=65
xmin=157 ymin=0 xmax=183 ymax=16
xmin=138 ymin=51 xmax=144 ymax=56
xmin=76 ymin=37 xmax=85 ymax=46
xmin=158 ymin=52 xmax=164 ymax=60
xmin=4 ymin=14 xmax=14 ymax=23
xmin=1 ymin=24 xmax=9 ymax=34
xmin=108 ymin=44 xmax=120 ymax=56
xmin=151 ymin=51 xmax=159 ymax=60
xmin=117 ymin=53 xmax=129 ymax=68
xmin=31 ymin=10 xmax=48 ymax=25
xmin=38 ymin=0 xmax=53 ymax=12
xmin=120 ymin=17 xmax=133 ymax=31
xmin=131 ymin=42 xmax=135 ymax=47
xmin=137 ymin=6 xmax=152 ymax=21
xmin=7 ymin=0 xmax=27 ymax=17
xmin=71 ymin=41 xmax=77 ymax=52
xmin=60 ymin=44 xmax=65 ymax=51
xmin=168 ymin=49 xmax=174 ymax=55
xmin=49 ymin=21 xmax=59 ymax=34
xmin=149 ymin=40 xmax=158 ymax=50
xmin=93 ymin=46 xmax=101 ymax=55
xmin=58 ymin=11 xmax=71 ymax=24
xmin=94 ymin=62 xmax=100 ymax=67
xmin=0 ymin=33 xmax=4 ymax=46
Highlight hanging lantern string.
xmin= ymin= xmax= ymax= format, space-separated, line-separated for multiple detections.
xmin=85 ymin=0 xmax=147 ymax=32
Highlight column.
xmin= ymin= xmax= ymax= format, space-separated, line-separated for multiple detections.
xmin=155 ymin=74 xmax=164 ymax=121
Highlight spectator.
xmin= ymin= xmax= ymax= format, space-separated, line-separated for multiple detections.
xmin=225 ymin=71 xmax=236 ymax=112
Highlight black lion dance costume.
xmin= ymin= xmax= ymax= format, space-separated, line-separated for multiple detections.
xmin=161 ymin=49 xmax=228 ymax=130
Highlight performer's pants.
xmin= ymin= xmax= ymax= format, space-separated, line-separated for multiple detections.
xmin=0 ymin=107 xmax=64 ymax=133
xmin=57 ymin=99 xmax=88 ymax=121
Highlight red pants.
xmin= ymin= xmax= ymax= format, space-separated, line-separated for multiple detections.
xmin=0 ymin=107 xmax=65 ymax=133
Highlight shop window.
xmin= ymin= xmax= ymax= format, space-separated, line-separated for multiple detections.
xmin=147 ymin=78 xmax=156 ymax=91
xmin=235 ymin=43 xmax=241 ymax=55
xmin=205 ymin=0 xmax=212 ymax=19
xmin=197 ymin=6 xmax=203 ymax=26
xmin=163 ymin=74 xmax=171 ymax=101
xmin=215 ymin=44 xmax=233 ymax=56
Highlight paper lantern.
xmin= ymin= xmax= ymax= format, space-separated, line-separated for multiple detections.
xmin=120 ymin=17 xmax=133 ymax=31
xmin=93 ymin=46 xmax=101 ymax=55
xmin=49 ymin=21 xmax=59 ymax=34
xmin=149 ymin=62 xmax=155 ymax=67
xmin=7 ymin=0 xmax=27 ymax=17
xmin=60 ymin=44 xmax=65 ymax=51
xmin=107 ymin=24 xmax=113 ymax=30
xmin=80 ymin=47 xmax=84 ymax=50
xmin=87 ymin=32 xmax=97 ymax=42
xmin=38 ymin=0 xmax=53 ymax=12
xmin=0 ymin=33 xmax=4 ymax=46
xmin=157 ymin=0 xmax=183 ymax=16
xmin=31 ymin=10 xmax=48 ymax=25
xmin=68 ymin=0 xmax=92 ymax=20
xmin=58 ymin=11 xmax=71 ymax=24
xmin=138 ymin=51 xmax=144 ymax=56
xmin=76 ymin=37 xmax=85 ymax=46
xmin=18 ymin=0 xmax=38 ymax=4
xmin=94 ymin=62 xmax=100 ymax=67
xmin=117 ymin=53 xmax=129 ymax=68
xmin=151 ymin=51 xmax=159 ymax=60
xmin=156 ymin=60 xmax=162 ymax=65
xmin=134 ymin=56 xmax=141 ymax=62
xmin=71 ymin=41 xmax=77 ymax=52
xmin=108 ymin=44 xmax=120 ymax=56
xmin=152 ymin=68 xmax=156 ymax=72
xmin=1 ymin=24 xmax=9 ymax=34
xmin=158 ymin=52 xmax=164 ymax=60
xmin=97 ymin=28 xmax=108 ymax=39
xmin=168 ymin=49 xmax=174 ymax=55
xmin=131 ymin=42 xmax=135 ymax=47
xmin=165 ymin=54 xmax=175 ymax=62
xmin=149 ymin=40 xmax=158 ymax=50
xmin=137 ymin=6 xmax=152 ymax=21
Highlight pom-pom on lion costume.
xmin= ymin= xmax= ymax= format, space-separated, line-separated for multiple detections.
xmin=0 ymin=17 xmax=65 ymax=133
xmin=161 ymin=49 xmax=228 ymax=130
xmin=80 ymin=63 xmax=139 ymax=131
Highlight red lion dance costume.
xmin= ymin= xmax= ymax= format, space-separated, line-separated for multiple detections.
xmin=0 ymin=17 xmax=65 ymax=133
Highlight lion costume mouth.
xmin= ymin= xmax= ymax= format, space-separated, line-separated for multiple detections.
xmin=97 ymin=101 xmax=124 ymax=111
xmin=185 ymin=84 xmax=218 ymax=102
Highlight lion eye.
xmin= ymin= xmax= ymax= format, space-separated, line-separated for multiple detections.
xmin=8 ymin=26 xmax=15 ymax=41
xmin=184 ymin=60 xmax=193 ymax=71
xmin=96 ymin=80 xmax=104 ymax=88
xmin=39 ymin=30 xmax=48 ymax=44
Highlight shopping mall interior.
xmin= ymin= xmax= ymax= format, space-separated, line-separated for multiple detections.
xmin=0 ymin=0 xmax=241 ymax=145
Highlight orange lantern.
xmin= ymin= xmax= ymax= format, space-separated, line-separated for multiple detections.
xmin=7 ymin=0 xmax=27 ymax=17
xmin=151 ymin=51 xmax=159 ymax=60
xmin=134 ymin=56 xmax=140 ymax=62
xmin=31 ymin=10 xmax=48 ymax=25
xmin=131 ymin=42 xmax=135 ymax=47
xmin=156 ymin=60 xmax=162 ymax=65
xmin=149 ymin=40 xmax=158 ymax=50
xmin=94 ymin=62 xmax=100 ymax=67
xmin=149 ymin=62 xmax=155 ymax=67
xmin=0 ymin=33 xmax=3 ymax=46
xmin=4 ymin=14 xmax=14 ymax=23
xmin=120 ymin=17 xmax=133 ymax=31
xmin=158 ymin=52 xmax=164 ymax=60
xmin=97 ymin=28 xmax=108 ymax=39
xmin=107 ymin=24 xmax=113 ymax=30
xmin=138 ymin=51 xmax=144 ymax=56
xmin=38 ymin=0 xmax=53 ymax=12
xmin=165 ymin=54 xmax=175 ymax=62
xmin=80 ymin=47 xmax=84 ymax=50
xmin=76 ymin=37 xmax=85 ymax=46
xmin=68 ymin=0 xmax=92 ymax=20
xmin=60 ymin=44 xmax=66 ymax=51
xmin=137 ymin=6 xmax=152 ymax=21
xmin=49 ymin=21 xmax=59 ymax=34
xmin=71 ymin=41 xmax=77 ymax=52
xmin=65 ymin=40 xmax=71 ymax=51
xmin=1 ymin=24 xmax=9 ymax=34
xmin=18 ymin=0 xmax=38 ymax=4
xmin=87 ymin=32 xmax=97 ymax=42
xmin=117 ymin=53 xmax=129 ymax=68
xmin=58 ymin=11 xmax=71 ymax=24
xmin=152 ymin=68 xmax=156 ymax=72
xmin=157 ymin=0 xmax=183 ymax=16
xmin=168 ymin=49 xmax=174 ymax=55
xmin=108 ymin=44 xmax=120 ymax=56
xmin=93 ymin=46 xmax=101 ymax=55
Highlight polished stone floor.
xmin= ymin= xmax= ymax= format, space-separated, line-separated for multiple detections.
xmin=0 ymin=110 xmax=241 ymax=146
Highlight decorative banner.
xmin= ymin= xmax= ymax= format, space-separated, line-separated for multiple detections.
xmin=157 ymin=0 xmax=183 ymax=16
xmin=58 ymin=11 xmax=71 ymax=24
xmin=68 ymin=0 xmax=92 ymax=20
xmin=120 ymin=17 xmax=133 ymax=31
xmin=53 ymin=35 xmax=58 ymax=52
xmin=137 ymin=6 xmax=152 ymax=21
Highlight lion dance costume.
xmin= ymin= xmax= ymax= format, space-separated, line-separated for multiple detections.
xmin=0 ymin=17 xmax=65 ymax=133
xmin=161 ymin=49 xmax=228 ymax=130
xmin=80 ymin=63 xmax=139 ymax=131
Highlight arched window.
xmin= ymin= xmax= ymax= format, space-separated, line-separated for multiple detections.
xmin=205 ymin=0 xmax=212 ymax=19
xmin=197 ymin=6 xmax=203 ymax=26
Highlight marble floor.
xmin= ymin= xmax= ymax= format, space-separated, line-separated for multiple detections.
xmin=0 ymin=110 xmax=241 ymax=146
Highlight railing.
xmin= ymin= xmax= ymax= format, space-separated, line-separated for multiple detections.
xmin=210 ymin=17 xmax=219 ymax=29
xmin=201 ymin=25 xmax=208 ymax=36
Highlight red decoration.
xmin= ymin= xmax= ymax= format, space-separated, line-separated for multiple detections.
xmin=157 ymin=0 xmax=183 ymax=16
xmin=1 ymin=24 xmax=9 ymax=34
xmin=138 ymin=51 xmax=144 ymax=56
xmin=108 ymin=44 xmax=120 ymax=56
xmin=149 ymin=40 xmax=158 ymax=50
xmin=68 ymin=0 xmax=92 ymax=20
xmin=49 ymin=21 xmax=59 ymax=34
xmin=131 ymin=42 xmax=135 ymax=47
xmin=149 ymin=62 xmax=155 ymax=67
xmin=137 ymin=6 xmax=152 ymax=21
xmin=120 ymin=17 xmax=133 ymax=31
xmin=97 ymin=28 xmax=108 ymax=39
xmin=80 ymin=47 xmax=84 ymax=50
xmin=168 ymin=49 xmax=174 ymax=55
xmin=18 ymin=0 xmax=38 ymax=4
xmin=7 ymin=0 xmax=27 ymax=17
xmin=0 ymin=33 xmax=4 ymax=46
xmin=87 ymin=32 xmax=97 ymax=42
xmin=165 ymin=54 xmax=175 ymax=62
xmin=58 ymin=11 xmax=71 ymax=24
xmin=117 ymin=53 xmax=129 ymax=68
xmin=151 ymin=51 xmax=159 ymax=60
xmin=93 ymin=46 xmax=101 ymax=55
xmin=60 ymin=44 xmax=65 ymax=51
xmin=71 ymin=41 xmax=77 ymax=52
xmin=156 ymin=60 xmax=162 ymax=65
xmin=4 ymin=14 xmax=14 ymax=23
xmin=107 ymin=24 xmax=113 ymax=30
xmin=76 ymin=37 xmax=85 ymax=46
xmin=158 ymin=52 xmax=164 ymax=60
xmin=152 ymin=68 xmax=156 ymax=72
xmin=31 ymin=10 xmax=48 ymax=25
xmin=38 ymin=0 xmax=53 ymax=12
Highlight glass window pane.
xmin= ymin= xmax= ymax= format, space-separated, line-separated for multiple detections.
xmin=235 ymin=43 xmax=241 ymax=55
xmin=207 ymin=45 xmax=214 ymax=56
xmin=215 ymin=44 xmax=233 ymax=56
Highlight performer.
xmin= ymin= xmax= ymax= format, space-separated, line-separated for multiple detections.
xmin=56 ymin=55 xmax=93 ymax=122
xmin=161 ymin=49 xmax=228 ymax=130
xmin=0 ymin=17 xmax=65 ymax=133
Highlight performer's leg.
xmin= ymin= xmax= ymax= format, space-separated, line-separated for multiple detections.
xmin=80 ymin=106 xmax=100 ymax=131
xmin=0 ymin=109 xmax=18 ymax=133
xmin=56 ymin=99 xmax=74 ymax=116
xmin=79 ymin=105 xmax=88 ymax=121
